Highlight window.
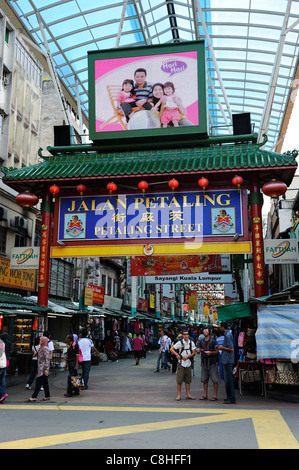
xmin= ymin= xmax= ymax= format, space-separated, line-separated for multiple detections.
xmin=5 ymin=28 xmax=9 ymax=44
xmin=107 ymin=277 xmax=112 ymax=296
xmin=15 ymin=233 xmax=26 ymax=247
xmin=0 ymin=226 xmax=7 ymax=253
xmin=101 ymin=274 xmax=106 ymax=293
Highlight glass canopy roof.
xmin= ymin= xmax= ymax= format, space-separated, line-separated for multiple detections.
xmin=8 ymin=0 xmax=299 ymax=151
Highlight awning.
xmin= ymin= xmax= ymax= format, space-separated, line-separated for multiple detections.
xmin=256 ymin=304 xmax=299 ymax=360
xmin=216 ymin=302 xmax=252 ymax=321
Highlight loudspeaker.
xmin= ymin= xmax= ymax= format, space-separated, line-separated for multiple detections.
xmin=54 ymin=125 xmax=72 ymax=146
xmin=232 ymin=113 xmax=251 ymax=135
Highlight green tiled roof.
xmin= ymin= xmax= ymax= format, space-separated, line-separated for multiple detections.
xmin=0 ymin=291 xmax=51 ymax=312
xmin=2 ymin=144 xmax=297 ymax=189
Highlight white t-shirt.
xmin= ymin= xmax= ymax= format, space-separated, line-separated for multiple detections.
xmin=78 ymin=337 xmax=94 ymax=361
xmin=48 ymin=340 xmax=54 ymax=352
xmin=173 ymin=338 xmax=196 ymax=368
xmin=158 ymin=335 xmax=169 ymax=352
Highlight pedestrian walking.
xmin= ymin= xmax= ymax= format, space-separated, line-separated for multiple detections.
xmin=27 ymin=336 xmax=51 ymax=402
xmin=217 ymin=321 xmax=236 ymax=404
xmin=170 ymin=329 xmax=196 ymax=401
xmin=64 ymin=334 xmax=80 ymax=397
xmin=78 ymin=328 xmax=101 ymax=389
xmin=197 ymin=327 xmax=219 ymax=401
xmin=133 ymin=331 xmax=144 ymax=365
xmin=26 ymin=336 xmax=40 ymax=390
xmin=154 ymin=330 xmax=170 ymax=372
xmin=0 ymin=333 xmax=11 ymax=403
xmin=43 ymin=330 xmax=54 ymax=360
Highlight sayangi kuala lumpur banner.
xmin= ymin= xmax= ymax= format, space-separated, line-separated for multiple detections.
xmin=56 ymin=189 xmax=244 ymax=243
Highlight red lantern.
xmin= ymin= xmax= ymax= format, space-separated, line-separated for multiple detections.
xmin=16 ymin=191 xmax=39 ymax=207
xmin=232 ymin=175 xmax=243 ymax=188
xmin=262 ymin=180 xmax=287 ymax=199
xmin=138 ymin=180 xmax=149 ymax=192
xmin=76 ymin=184 xmax=87 ymax=196
xmin=168 ymin=178 xmax=179 ymax=190
xmin=49 ymin=184 xmax=60 ymax=195
xmin=107 ymin=182 xmax=117 ymax=193
xmin=198 ymin=177 xmax=209 ymax=190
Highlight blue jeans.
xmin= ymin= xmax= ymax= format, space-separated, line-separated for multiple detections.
xmin=223 ymin=363 xmax=236 ymax=403
xmin=81 ymin=360 xmax=91 ymax=387
xmin=156 ymin=352 xmax=169 ymax=370
xmin=0 ymin=368 xmax=6 ymax=397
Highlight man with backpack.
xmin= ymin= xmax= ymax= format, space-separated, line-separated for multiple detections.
xmin=170 ymin=329 xmax=196 ymax=401
xmin=197 ymin=326 xmax=219 ymax=401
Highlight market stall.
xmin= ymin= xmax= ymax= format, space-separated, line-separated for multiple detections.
xmin=256 ymin=303 xmax=299 ymax=396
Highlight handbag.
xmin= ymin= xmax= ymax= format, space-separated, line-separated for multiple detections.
xmin=264 ymin=365 xmax=276 ymax=384
xmin=240 ymin=366 xmax=261 ymax=383
xmin=0 ymin=340 xmax=7 ymax=369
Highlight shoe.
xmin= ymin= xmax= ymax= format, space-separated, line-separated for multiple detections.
xmin=154 ymin=369 xmax=160 ymax=373
xmin=64 ymin=393 xmax=73 ymax=397
xmin=0 ymin=393 xmax=8 ymax=402
xmin=81 ymin=386 xmax=88 ymax=390
xmin=40 ymin=386 xmax=44 ymax=391
xmin=26 ymin=384 xmax=31 ymax=390
xmin=223 ymin=400 xmax=236 ymax=404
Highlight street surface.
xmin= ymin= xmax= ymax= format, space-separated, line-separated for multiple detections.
xmin=1 ymin=351 xmax=299 ymax=454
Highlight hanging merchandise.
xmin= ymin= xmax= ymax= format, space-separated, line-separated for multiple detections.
xmin=99 ymin=317 xmax=105 ymax=341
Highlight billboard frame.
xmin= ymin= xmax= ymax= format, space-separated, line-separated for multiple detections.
xmin=88 ymin=40 xmax=208 ymax=149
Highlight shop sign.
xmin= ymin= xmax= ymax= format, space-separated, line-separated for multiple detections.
xmin=138 ymin=298 xmax=148 ymax=312
xmin=57 ymin=189 xmax=244 ymax=243
xmin=84 ymin=287 xmax=94 ymax=306
xmin=10 ymin=247 xmax=40 ymax=269
xmin=0 ymin=257 xmax=36 ymax=291
xmin=88 ymin=284 xmax=105 ymax=305
xmin=264 ymin=239 xmax=299 ymax=264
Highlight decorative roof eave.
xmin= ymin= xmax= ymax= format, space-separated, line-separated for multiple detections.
xmin=2 ymin=141 xmax=297 ymax=195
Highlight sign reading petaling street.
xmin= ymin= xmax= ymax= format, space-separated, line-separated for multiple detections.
xmin=52 ymin=188 xmax=250 ymax=257
xmin=57 ymin=189 xmax=243 ymax=241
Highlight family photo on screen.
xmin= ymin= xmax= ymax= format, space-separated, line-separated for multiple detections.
xmin=94 ymin=51 xmax=200 ymax=133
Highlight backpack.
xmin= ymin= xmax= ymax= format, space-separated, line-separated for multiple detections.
xmin=177 ymin=338 xmax=195 ymax=365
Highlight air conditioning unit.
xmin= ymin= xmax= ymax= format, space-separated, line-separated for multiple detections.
xmin=0 ymin=207 xmax=8 ymax=221
xmin=10 ymin=216 xmax=28 ymax=230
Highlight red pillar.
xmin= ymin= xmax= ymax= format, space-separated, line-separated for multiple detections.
xmin=249 ymin=173 xmax=266 ymax=298
xmin=37 ymin=189 xmax=52 ymax=310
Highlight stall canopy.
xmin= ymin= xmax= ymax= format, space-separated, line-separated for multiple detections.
xmin=256 ymin=305 xmax=299 ymax=360
xmin=216 ymin=302 xmax=252 ymax=321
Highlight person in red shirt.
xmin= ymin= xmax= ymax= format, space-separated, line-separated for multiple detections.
xmin=133 ymin=331 xmax=144 ymax=366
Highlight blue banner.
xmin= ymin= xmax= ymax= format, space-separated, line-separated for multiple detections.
xmin=58 ymin=189 xmax=243 ymax=242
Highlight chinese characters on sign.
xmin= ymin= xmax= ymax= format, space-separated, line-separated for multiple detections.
xmin=38 ymin=224 xmax=49 ymax=288
xmin=252 ymin=217 xmax=264 ymax=285
xmin=58 ymin=190 xmax=243 ymax=243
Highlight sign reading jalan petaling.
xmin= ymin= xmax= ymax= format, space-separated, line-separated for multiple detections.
xmin=52 ymin=189 xmax=251 ymax=257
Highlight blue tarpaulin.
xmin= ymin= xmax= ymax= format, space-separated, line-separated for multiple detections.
xmin=256 ymin=305 xmax=299 ymax=360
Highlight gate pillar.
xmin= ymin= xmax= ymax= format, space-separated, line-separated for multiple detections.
xmin=249 ymin=173 xmax=266 ymax=298
xmin=37 ymin=189 xmax=52 ymax=311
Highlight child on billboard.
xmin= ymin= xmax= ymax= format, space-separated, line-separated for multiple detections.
xmin=152 ymin=81 xmax=183 ymax=128
xmin=116 ymin=79 xmax=136 ymax=122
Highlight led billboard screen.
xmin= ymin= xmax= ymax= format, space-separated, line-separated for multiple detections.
xmin=88 ymin=41 xmax=207 ymax=147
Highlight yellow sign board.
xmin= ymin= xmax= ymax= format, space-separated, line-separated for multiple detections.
xmin=84 ymin=287 xmax=93 ymax=306
xmin=0 ymin=257 xmax=36 ymax=291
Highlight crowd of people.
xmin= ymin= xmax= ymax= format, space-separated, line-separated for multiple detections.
xmin=0 ymin=322 xmax=236 ymax=405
